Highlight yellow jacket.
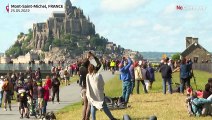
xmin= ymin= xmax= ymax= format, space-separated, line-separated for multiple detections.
xmin=110 ymin=61 xmax=115 ymax=67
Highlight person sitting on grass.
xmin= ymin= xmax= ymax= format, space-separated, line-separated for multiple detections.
xmin=191 ymin=91 xmax=212 ymax=116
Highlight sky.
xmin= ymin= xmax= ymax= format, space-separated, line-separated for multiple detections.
xmin=0 ymin=0 xmax=212 ymax=53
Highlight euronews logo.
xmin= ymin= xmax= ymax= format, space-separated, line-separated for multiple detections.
xmin=176 ymin=5 xmax=206 ymax=11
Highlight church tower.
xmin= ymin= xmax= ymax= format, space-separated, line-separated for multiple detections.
xmin=65 ymin=0 xmax=72 ymax=18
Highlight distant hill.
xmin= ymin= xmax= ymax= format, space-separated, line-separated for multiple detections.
xmin=140 ymin=52 xmax=178 ymax=61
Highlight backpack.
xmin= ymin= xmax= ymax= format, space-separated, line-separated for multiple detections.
xmin=53 ymin=78 xmax=59 ymax=86
xmin=2 ymin=82 xmax=11 ymax=91
xmin=42 ymin=111 xmax=56 ymax=120
xmin=104 ymin=96 xmax=126 ymax=110
xmin=19 ymin=92 xmax=26 ymax=101
xmin=64 ymin=70 xmax=68 ymax=75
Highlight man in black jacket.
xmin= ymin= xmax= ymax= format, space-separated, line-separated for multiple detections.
xmin=159 ymin=58 xmax=173 ymax=94
xmin=51 ymin=74 xmax=60 ymax=104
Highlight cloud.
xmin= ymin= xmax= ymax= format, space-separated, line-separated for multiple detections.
xmin=153 ymin=23 xmax=182 ymax=35
xmin=120 ymin=18 xmax=149 ymax=29
xmin=163 ymin=3 xmax=177 ymax=15
xmin=24 ymin=20 xmax=36 ymax=30
xmin=100 ymin=0 xmax=149 ymax=12
xmin=184 ymin=11 xmax=200 ymax=20
xmin=153 ymin=24 xmax=171 ymax=32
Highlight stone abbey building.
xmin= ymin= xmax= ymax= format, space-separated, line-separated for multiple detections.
xmin=33 ymin=0 xmax=95 ymax=49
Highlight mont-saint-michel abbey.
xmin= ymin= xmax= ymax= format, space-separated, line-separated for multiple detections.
xmin=33 ymin=0 xmax=95 ymax=49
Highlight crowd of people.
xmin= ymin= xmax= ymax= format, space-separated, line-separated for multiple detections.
xmin=0 ymin=52 xmax=212 ymax=119
xmin=0 ymin=60 xmax=82 ymax=119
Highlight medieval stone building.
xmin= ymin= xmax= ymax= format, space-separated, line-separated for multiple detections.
xmin=181 ymin=37 xmax=212 ymax=63
xmin=33 ymin=0 xmax=95 ymax=49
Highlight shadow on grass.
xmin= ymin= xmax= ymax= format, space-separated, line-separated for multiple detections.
xmin=143 ymin=99 xmax=165 ymax=103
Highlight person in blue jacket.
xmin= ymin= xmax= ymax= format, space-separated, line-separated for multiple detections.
xmin=119 ymin=57 xmax=132 ymax=105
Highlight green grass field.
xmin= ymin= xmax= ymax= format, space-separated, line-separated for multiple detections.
xmin=56 ymin=70 xmax=212 ymax=120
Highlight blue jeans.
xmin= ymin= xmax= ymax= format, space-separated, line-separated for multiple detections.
xmin=42 ymin=100 xmax=48 ymax=114
xmin=122 ymin=81 xmax=132 ymax=103
xmin=131 ymin=79 xmax=135 ymax=94
xmin=180 ymin=77 xmax=190 ymax=93
xmin=91 ymin=102 xmax=114 ymax=120
xmin=162 ymin=78 xmax=172 ymax=94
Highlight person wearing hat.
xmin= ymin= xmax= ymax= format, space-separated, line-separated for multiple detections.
xmin=0 ymin=76 xmax=4 ymax=107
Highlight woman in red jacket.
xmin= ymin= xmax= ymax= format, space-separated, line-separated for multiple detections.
xmin=42 ymin=76 xmax=51 ymax=115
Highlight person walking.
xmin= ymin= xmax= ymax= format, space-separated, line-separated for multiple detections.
xmin=0 ymin=76 xmax=4 ymax=107
xmin=147 ymin=63 xmax=155 ymax=89
xmin=42 ymin=80 xmax=50 ymax=116
xmin=141 ymin=63 xmax=150 ymax=91
xmin=119 ymin=57 xmax=132 ymax=105
xmin=110 ymin=60 xmax=116 ymax=75
xmin=86 ymin=63 xmax=117 ymax=120
xmin=51 ymin=74 xmax=60 ymax=104
xmin=159 ymin=58 xmax=173 ymax=94
xmin=134 ymin=62 xmax=148 ymax=94
xmin=79 ymin=59 xmax=91 ymax=120
xmin=2 ymin=77 xmax=13 ymax=111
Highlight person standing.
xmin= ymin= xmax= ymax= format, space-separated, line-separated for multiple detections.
xmin=110 ymin=60 xmax=116 ymax=75
xmin=0 ymin=76 xmax=4 ymax=107
xmin=86 ymin=63 xmax=117 ymax=120
xmin=37 ymin=81 xmax=44 ymax=115
xmin=147 ymin=63 xmax=155 ymax=89
xmin=79 ymin=59 xmax=90 ymax=120
xmin=51 ymin=74 xmax=60 ymax=104
xmin=42 ymin=80 xmax=50 ymax=116
xmin=119 ymin=57 xmax=132 ymax=105
xmin=2 ymin=77 xmax=13 ymax=111
xmin=134 ymin=62 xmax=148 ymax=94
xmin=159 ymin=58 xmax=173 ymax=94
xmin=35 ymin=68 xmax=42 ymax=81
xmin=141 ymin=63 xmax=150 ymax=91
xmin=129 ymin=63 xmax=135 ymax=94
xmin=173 ymin=58 xmax=193 ymax=94
xmin=180 ymin=58 xmax=192 ymax=93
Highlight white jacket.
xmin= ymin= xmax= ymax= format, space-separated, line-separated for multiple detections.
xmin=86 ymin=73 xmax=104 ymax=110
xmin=0 ymin=80 xmax=4 ymax=91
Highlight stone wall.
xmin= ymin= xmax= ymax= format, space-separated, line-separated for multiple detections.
xmin=186 ymin=47 xmax=211 ymax=63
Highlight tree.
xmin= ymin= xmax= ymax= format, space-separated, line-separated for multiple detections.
xmin=52 ymin=38 xmax=61 ymax=47
xmin=171 ymin=53 xmax=181 ymax=61
xmin=42 ymin=39 xmax=52 ymax=51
